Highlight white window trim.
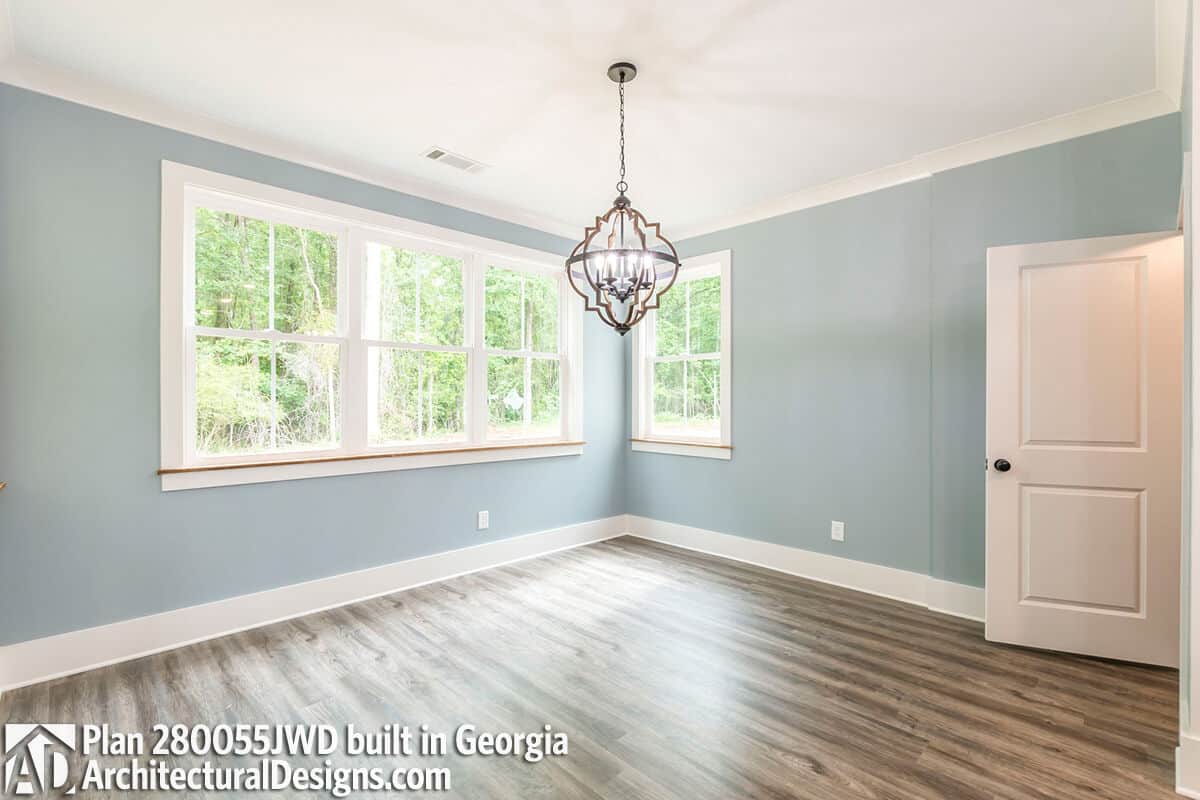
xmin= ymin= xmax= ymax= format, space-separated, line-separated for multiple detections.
xmin=630 ymin=249 xmax=732 ymax=460
xmin=160 ymin=161 xmax=583 ymax=491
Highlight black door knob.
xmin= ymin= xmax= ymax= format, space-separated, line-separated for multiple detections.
xmin=993 ymin=458 xmax=1011 ymax=472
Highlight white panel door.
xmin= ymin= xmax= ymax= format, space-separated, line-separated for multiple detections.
xmin=985 ymin=232 xmax=1182 ymax=667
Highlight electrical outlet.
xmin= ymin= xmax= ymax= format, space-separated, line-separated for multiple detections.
xmin=477 ymin=510 xmax=489 ymax=530
xmin=831 ymin=520 xmax=845 ymax=542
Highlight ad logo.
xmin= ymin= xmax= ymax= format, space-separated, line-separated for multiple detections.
xmin=3 ymin=724 xmax=76 ymax=796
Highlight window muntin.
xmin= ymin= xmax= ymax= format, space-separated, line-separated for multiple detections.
xmin=173 ymin=176 xmax=577 ymax=470
xmin=632 ymin=252 xmax=731 ymax=451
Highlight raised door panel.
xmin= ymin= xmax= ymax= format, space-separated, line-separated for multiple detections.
xmin=1020 ymin=485 xmax=1143 ymax=613
xmin=1022 ymin=259 xmax=1144 ymax=448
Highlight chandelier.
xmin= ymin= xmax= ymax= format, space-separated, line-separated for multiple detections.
xmin=566 ymin=62 xmax=681 ymax=335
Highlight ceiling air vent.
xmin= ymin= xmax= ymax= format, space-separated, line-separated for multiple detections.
xmin=423 ymin=146 xmax=487 ymax=174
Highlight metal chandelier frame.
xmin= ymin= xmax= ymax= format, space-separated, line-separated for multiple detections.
xmin=565 ymin=62 xmax=681 ymax=335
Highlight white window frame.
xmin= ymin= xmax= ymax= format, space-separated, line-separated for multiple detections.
xmin=160 ymin=162 xmax=583 ymax=490
xmin=631 ymin=249 xmax=732 ymax=460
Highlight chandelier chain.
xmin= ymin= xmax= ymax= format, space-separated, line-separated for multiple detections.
xmin=617 ymin=77 xmax=627 ymax=195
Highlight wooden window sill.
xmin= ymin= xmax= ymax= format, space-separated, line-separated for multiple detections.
xmin=630 ymin=438 xmax=732 ymax=460
xmin=160 ymin=441 xmax=585 ymax=491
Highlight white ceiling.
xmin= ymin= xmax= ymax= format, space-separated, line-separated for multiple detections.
xmin=0 ymin=1 xmax=1182 ymax=238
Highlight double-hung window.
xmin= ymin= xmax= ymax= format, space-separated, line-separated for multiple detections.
xmin=161 ymin=163 xmax=582 ymax=490
xmin=483 ymin=265 xmax=563 ymax=440
xmin=631 ymin=250 xmax=731 ymax=459
xmin=363 ymin=237 xmax=470 ymax=446
xmin=189 ymin=199 xmax=345 ymax=458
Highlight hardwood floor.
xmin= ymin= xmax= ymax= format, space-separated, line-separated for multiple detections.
xmin=0 ymin=537 xmax=1179 ymax=799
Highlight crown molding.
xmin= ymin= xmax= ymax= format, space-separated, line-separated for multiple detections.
xmin=675 ymin=89 xmax=1178 ymax=240
xmin=0 ymin=56 xmax=581 ymax=240
xmin=0 ymin=29 xmax=1181 ymax=247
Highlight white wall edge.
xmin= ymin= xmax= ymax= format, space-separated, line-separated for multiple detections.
xmin=1157 ymin=0 xmax=1188 ymax=110
xmin=675 ymin=89 xmax=1178 ymax=240
xmin=0 ymin=56 xmax=580 ymax=240
xmin=0 ymin=0 xmax=14 ymax=64
xmin=0 ymin=515 xmax=627 ymax=692
xmin=625 ymin=515 xmax=985 ymax=623
xmin=1187 ymin=0 xmax=1200 ymax=760
xmin=1180 ymin=733 xmax=1200 ymax=798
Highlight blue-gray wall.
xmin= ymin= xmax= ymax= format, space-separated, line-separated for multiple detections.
xmin=0 ymin=84 xmax=625 ymax=646
xmin=629 ymin=114 xmax=1183 ymax=588
xmin=0 ymin=83 xmax=1185 ymax=647
xmin=630 ymin=179 xmax=935 ymax=576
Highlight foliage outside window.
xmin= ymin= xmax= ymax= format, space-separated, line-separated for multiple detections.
xmin=364 ymin=243 xmax=467 ymax=445
xmin=172 ymin=176 xmax=578 ymax=472
xmin=484 ymin=267 xmax=560 ymax=439
xmin=652 ymin=276 xmax=721 ymax=438
xmin=194 ymin=209 xmax=341 ymax=455
xmin=631 ymin=252 xmax=731 ymax=456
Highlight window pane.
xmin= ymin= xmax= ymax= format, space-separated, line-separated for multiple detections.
xmin=364 ymin=243 xmax=463 ymax=346
xmin=525 ymin=273 xmax=559 ymax=353
xmin=275 ymin=342 xmax=341 ymax=449
xmin=487 ymin=355 xmax=525 ymax=439
xmin=195 ymin=209 xmax=270 ymax=330
xmin=195 ymin=336 xmax=273 ymax=455
xmin=686 ymin=358 xmax=721 ymax=437
xmin=529 ymin=358 xmax=561 ymax=437
xmin=655 ymin=282 xmax=687 ymax=356
xmin=688 ymin=276 xmax=721 ymax=355
xmin=652 ymin=361 xmax=685 ymax=429
xmin=368 ymin=348 xmax=467 ymax=444
xmin=485 ymin=267 xmax=524 ymax=350
xmin=653 ymin=358 xmax=721 ymax=438
xmin=274 ymin=224 xmax=339 ymax=335
xmin=420 ymin=257 xmax=465 ymax=347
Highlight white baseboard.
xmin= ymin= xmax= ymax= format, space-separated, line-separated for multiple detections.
xmin=927 ymin=577 xmax=988 ymax=621
xmin=1179 ymin=734 xmax=1200 ymax=798
xmin=1 ymin=513 xmax=986 ymax=693
xmin=624 ymin=515 xmax=985 ymax=623
xmin=0 ymin=516 xmax=627 ymax=692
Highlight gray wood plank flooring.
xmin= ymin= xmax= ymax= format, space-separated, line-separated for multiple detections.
xmin=0 ymin=537 xmax=1179 ymax=798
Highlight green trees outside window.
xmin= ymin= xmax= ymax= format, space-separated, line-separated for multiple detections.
xmin=194 ymin=208 xmax=340 ymax=454
xmin=192 ymin=208 xmax=567 ymax=458
xmin=485 ymin=267 xmax=561 ymax=439
xmin=652 ymin=276 xmax=721 ymax=437
xmin=364 ymin=242 xmax=468 ymax=444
